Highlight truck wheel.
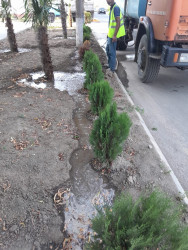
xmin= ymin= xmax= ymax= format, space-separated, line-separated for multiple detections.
xmin=116 ymin=36 xmax=127 ymax=51
xmin=137 ymin=34 xmax=160 ymax=83
xmin=48 ymin=13 xmax=55 ymax=23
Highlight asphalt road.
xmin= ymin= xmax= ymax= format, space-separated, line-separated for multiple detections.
xmin=90 ymin=13 xmax=188 ymax=192
xmin=0 ymin=20 xmax=31 ymax=40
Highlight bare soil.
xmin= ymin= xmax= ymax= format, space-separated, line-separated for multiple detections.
xmin=0 ymin=26 xmax=186 ymax=250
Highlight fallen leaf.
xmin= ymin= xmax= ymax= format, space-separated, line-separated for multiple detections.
xmin=2 ymin=221 xmax=6 ymax=231
xmin=2 ymin=181 xmax=10 ymax=192
xmin=13 ymin=92 xmax=24 ymax=98
xmin=58 ymin=153 xmax=64 ymax=161
xmin=20 ymin=222 xmax=25 ymax=227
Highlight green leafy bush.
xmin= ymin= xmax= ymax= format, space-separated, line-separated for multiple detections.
xmin=89 ymin=80 xmax=114 ymax=115
xmin=90 ymin=102 xmax=131 ymax=164
xmin=83 ymin=50 xmax=104 ymax=89
xmin=86 ymin=191 xmax=188 ymax=250
xmin=83 ymin=24 xmax=92 ymax=34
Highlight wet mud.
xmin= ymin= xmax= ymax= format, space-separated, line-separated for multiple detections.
xmin=65 ymin=90 xmax=115 ymax=249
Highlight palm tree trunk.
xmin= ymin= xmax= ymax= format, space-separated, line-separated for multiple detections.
xmin=60 ymin=0 xmax=67 ymax=39
xmin=6 ymin=17 xmax=18 ymax=52
xmin=68 ymin=6 xmax=72 ymax=28
xmin=37 ymin=26 xmax=54 ymax=82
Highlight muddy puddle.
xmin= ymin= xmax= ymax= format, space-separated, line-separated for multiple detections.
xmin=125 ymin=54 xmax=135 ymax=61
xmin=0 ymin=48 xmax=32 ymax=54
xmin=67 ymin=90 xmax=115 ymax=249
xmin=17 ymin=71 xmax=85 ymax=95
xmin=53 ymin=36 xmax=75 ymax=40
xmin=17 ymin=71 xmax=115 ymax=248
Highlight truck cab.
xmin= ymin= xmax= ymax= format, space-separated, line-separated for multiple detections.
xmin=119 ymin=0 xmax=188 ymax=82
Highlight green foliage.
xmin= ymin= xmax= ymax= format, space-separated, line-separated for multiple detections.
xmin=90 ymin=103 xmax=131 ymax=163
xmin=24 ymin=0 xmax=52 ymax=27
xmin=84 ymin=11 xmax=92 ymax=24
xmin=1 ymin=0 xmax=11 ymax=20
xmin=86 ymin=191 xmax=188 ymax=250
xmin=89 ymin=80 xmax=114 ymax=115
xmin=83 ymin=32 xmax=90 ymax=42
xmin=83 ymin=50 xmax=104 ymax=89
xmin=83 ymin=24 xmax=91 ymax=41
xmin=83 ymin=49 xmax=93 ymax=72
xmin=83 ymin=24 xmax=92 ymax=34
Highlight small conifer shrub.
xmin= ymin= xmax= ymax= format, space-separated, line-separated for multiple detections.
xmin=83 ymin=49 xmax=93 ymax=72
xmin=83 ymin=24 xmax=92 ymax=41
xmin=83 ymin=50 xmax=104 ymax=89
xmin=89 ymin=80 xmax=114 ymax=115
xmin=83 ymin=24 xmax=92 ymax=34
xmin=90 ymin=102 xmax=131 ymax=164
xmin=86 ymin=191 xmax=188 ymax=250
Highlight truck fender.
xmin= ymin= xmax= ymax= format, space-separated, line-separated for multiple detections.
xmin=135 ymin=16 xmax=157 ymax=62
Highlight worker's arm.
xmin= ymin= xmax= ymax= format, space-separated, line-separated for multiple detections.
xmin=112 ymin=16 xmax=120 ymax=42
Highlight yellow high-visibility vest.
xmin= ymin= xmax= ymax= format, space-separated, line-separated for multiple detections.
xmin=108 ymin=4 xmax=126 ymax=38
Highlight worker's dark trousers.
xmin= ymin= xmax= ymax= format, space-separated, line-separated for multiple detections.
xmin=106 ymin=37 xmax=117 ymax=72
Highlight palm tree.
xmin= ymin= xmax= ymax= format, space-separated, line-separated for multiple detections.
xmin=60 ymin=0 xmax=67 ymax=39
xmin=68 ymin=3 xmax=72 ymax=28
xmin=24 ymin=0 xmax=54 ymax=81
xmin=1 ymin=0 xmax=18 ymax=52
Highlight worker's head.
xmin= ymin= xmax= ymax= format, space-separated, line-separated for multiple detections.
xmin=106 ymin=0 xmax=115 ymax=7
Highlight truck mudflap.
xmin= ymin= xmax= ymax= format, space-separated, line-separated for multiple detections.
xmin=161 ymin=46 xmax=188 ymax=67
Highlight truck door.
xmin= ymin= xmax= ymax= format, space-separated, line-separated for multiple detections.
xmin=146 ymin=0 xmax=188 ymax=41
xmin=146 ymin=0 xmax=172 ymax=41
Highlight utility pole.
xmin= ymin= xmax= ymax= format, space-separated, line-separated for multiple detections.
xmin=76 ymin=0 xmax=83 ymax=47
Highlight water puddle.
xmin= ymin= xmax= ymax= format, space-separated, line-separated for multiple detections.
xmin=19 ymin=79 xmax=46 ymax=89
xmin=18 ymin=48 xmax=32 ymax=53
xmin=54 ymin=72 xmax=85 ymax=95
xmin=17 ymin=71 xmax=85 ymax=96
xmin=62 ymin=169 xmax=114 ymax=249
xmin=0 ymin=48 xmax=31 ymax=54
xmin=63 ymin=90 xmax=115 ymax=249
xmin=125 ymin=54 xmax=135 ymax=61
xmin=53 ymin=36 xmax=75 ymax=40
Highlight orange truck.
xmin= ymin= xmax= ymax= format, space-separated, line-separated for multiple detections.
xmin=117 ymin=0 xmax=188 ymax=82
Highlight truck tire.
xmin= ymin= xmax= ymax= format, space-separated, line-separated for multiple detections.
xmin=116 ymin=36 xmax=127 ymax=51
xmin=137 ymin=34 xmax=160 ymax=83
xmin=48 ymin=13 xmax=55 ymax=23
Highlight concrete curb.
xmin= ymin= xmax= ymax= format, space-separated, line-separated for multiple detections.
xmin=114 ymin=72 xmax=188 ymax=205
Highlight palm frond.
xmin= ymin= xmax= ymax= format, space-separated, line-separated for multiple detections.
xmin=24 ymin=0 xmax=53 ymax=27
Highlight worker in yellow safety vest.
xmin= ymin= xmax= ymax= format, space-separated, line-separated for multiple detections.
xmin=106 ymin=0 xmax=125 ymax=76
